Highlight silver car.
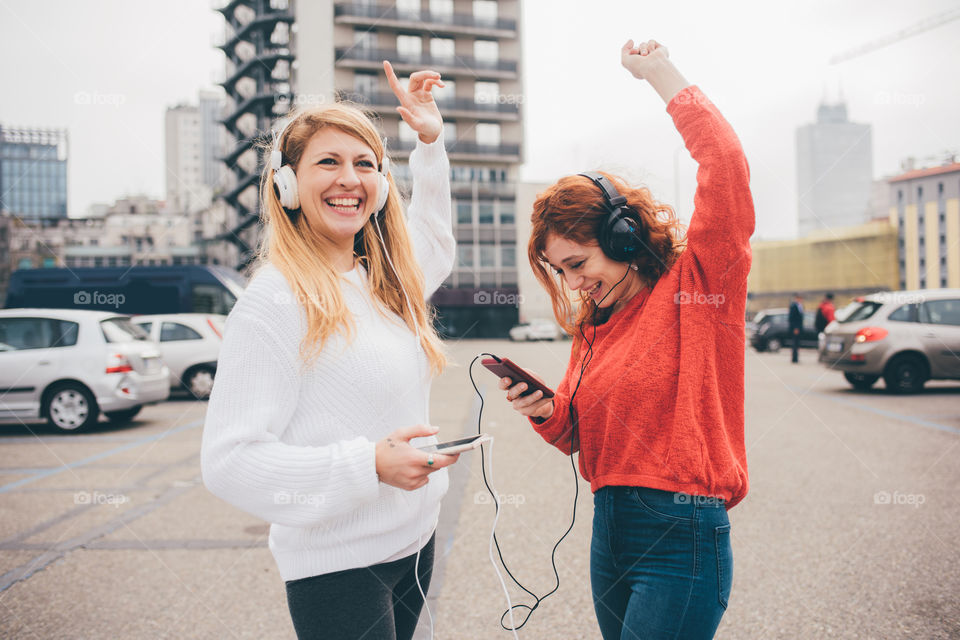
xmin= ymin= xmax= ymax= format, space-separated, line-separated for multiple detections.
xmin=0 ymin=309 xmax=170 ymax=431
xmin=818 ymin=289 xmax=960 ymax=393
xmin=132 ymin=313 xmax=225 ymax=400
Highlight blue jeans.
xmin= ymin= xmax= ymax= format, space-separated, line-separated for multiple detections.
xmin=591 ymin=486 xmax=732 ymax=640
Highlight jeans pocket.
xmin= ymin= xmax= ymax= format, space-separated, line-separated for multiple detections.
xmin=716 ymin=524 xmax=732 ymax=609
xmin=629 ymin=487 xmax=695 ymax=524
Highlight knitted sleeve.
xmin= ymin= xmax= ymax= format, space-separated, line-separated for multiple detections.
xmin=406 ymin=134 xmax=455 ymax=298
xmin=667 ymin=86 xmax=755 ymax=322
xmin=527 ymin=340 xmax=583 ymax=455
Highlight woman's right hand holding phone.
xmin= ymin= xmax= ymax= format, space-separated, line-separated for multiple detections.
xmin=499 ymin=376 xmax=554 ymax=420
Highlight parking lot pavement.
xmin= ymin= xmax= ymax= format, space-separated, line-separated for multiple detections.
xmin=1 ymin=342 xmax=958 ymax=639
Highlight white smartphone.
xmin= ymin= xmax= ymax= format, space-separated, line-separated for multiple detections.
xmin=416 ymin=433 xmax=491 ymax=455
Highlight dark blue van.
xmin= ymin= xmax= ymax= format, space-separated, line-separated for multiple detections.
xmin=4 ymin=265 xmax=247 ymax=315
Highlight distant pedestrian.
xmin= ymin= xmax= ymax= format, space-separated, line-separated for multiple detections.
xmin=789 ymin=293 xmax=804 ymax=363
xmin=815 ymin=292 xmax=835 ymax=333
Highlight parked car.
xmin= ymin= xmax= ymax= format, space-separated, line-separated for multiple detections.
xmin=509 ymin=319 xmax=562 ymax=342
xmin=0 ymin=309 xmax=170 ymax=432
xmin=749 ymin=308 xmax=819 ymax=352
xmin=131 ymin=314 xmax=225 ymax=400
xmin=819 ymin=289 xmax=960 ymax=393
xmin=5 ymin=265 xmax=246 ymax=315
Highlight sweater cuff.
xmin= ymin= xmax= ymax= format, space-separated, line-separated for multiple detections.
xmin=666 ymin=84 xmax=708 ymax=118
xmin=409 ymin=132 xmax=447 ymax=170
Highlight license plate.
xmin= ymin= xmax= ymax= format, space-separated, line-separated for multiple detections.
xmin=827 ymin=340 xmax=843 ymax=353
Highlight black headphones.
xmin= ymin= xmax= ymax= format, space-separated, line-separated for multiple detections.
xmin=578 ymin=171 xmax=646 ymax=263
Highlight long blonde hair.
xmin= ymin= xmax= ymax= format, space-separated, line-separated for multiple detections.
xmin=253 ymin=102 xmax=446 ymax=374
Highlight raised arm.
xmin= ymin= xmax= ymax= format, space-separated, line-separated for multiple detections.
xmin=623 ymin=40 xmax=755 ymax=318
xmin=383 ymin=60 xmax=455 ymax=296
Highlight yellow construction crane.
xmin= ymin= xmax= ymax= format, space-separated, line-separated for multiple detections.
xmin=830 ymin=6 xmax=960 ymax=64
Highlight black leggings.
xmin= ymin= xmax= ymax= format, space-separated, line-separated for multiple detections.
xmin=285 ymin=534 xmax=435 ymax=640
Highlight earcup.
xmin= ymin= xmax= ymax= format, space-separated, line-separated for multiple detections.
xmin=600 ymin=208 xmax=642 ymax=262
xmin=374 ymin=172 xmax=389 ymax=214
xmin=273 ymin=165 xmax=300 ymax=210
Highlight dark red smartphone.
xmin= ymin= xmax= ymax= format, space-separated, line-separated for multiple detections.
xmin=481 ymin=355 xmax=555 ymax=399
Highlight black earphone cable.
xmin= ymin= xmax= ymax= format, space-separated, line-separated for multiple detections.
xmin=468 ymin=263 xmax=633 ymax=632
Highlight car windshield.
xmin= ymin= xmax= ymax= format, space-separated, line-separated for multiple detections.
xmin=101 ymin=317 xmax=149 ymax=343
xmin=835 ymin=300 xmax=883 ymax=323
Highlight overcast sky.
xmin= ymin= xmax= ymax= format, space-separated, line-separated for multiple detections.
xmin=1 ymin=0 xmax=958 ymax=240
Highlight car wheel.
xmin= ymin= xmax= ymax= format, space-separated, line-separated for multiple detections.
xmin=104 ymin=406 xmax=142 ymax=424
xmin=766 ymin=338 xmax=782 ymax=353
xmin=883 ymin=354 xmax=927 ymax=394
xmin=44 ymin=383 xmax=99 ymax=432
xmin=843 ymin=372 xmax=879 ymax=391
xmin=185 ymin=366 xmax=216 ymax=400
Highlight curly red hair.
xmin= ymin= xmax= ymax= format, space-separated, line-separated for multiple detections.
xmin=528 ymin=172 xmax=686 ymax=336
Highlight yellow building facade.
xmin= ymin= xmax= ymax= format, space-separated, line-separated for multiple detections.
xmin=747 ymin=220 xmax=899 ymax=313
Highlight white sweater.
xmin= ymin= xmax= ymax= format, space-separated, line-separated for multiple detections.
xmin=201 ymin=137 xmax=455 ymax=582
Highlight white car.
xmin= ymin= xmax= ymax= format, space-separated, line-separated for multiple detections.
xmin=509 ymin=319 xmax=562 ymax=341
xmin=0 ymin=308 xmax=170 ymax=432
xmin=131 ymin=313 xmax=225 ymax=400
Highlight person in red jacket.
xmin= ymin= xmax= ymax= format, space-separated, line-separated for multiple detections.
xmin=498 ymin=39 xmax=754 ymax=639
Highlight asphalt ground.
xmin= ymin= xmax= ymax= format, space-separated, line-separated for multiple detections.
xmin=0 ymin=340 xmax=958 ymax=639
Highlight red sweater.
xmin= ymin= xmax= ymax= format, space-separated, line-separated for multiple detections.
xmin=530 ymin=85 xmax=754 ymax=509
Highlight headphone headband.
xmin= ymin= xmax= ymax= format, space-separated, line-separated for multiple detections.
xmin=577 ymin=171 xmax=644 ymax=263
xmin=579 ymin=171 xmax=627 ymax=208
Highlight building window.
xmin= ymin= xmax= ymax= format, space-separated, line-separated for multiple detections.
xmin=443 ymin=121 xmax=457 ymax=142
xmin=476 ymin=122 xmax=501 ymax=147
xmin=457 ymin=244 xmax=473 ymax=267
xmin=473 ymin=0 xmax=497 ymax=22
xmin=397 ymin=35 xmax=422 ymax=60
xmin=354 ymin=72 xmax=376 ymax=96
xmin=479 ymin=244 xmax=495 ymax=267
xmin=397 ymin=0 xmax=420 ymax=18
xmin=398 ymin=120 xmax=419 ymax=145
xmin=938 ymin=182 xmax=943 ymax=196
xmin=430 ymin=0 xmax=453 ymax=17
xmin=917 ymin=185 xmax=923 ymax=200
xmin=478 ymin=201 xmax=494 ymax=224
xmin=475 ymin=81 xmax=499 ymax=104
xmin=474 ymin=40 xmax=499 ymax=63
xmin=354 ymin=29 xmax=376 ymax=51
xmin=457 ymin=201 xmax=473 ymax=224
xmin=499 ymin=201 xmax=515 ymax=225
xmin=501 ymin=245 xmax=516 ymax=267
xmin=430 ymin=38 xmax=455 ymax=61
xmin=433 ymin=79 xmax=456 ymax=105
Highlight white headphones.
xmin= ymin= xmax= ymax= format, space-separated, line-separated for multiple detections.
xmin=270 ymin=118 xmax=391 ymax=215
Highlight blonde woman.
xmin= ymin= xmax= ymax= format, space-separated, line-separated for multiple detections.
xmin=201 ymin=62 xmax=458 ymax=640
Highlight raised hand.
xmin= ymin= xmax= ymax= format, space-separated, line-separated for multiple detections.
xmin=620 ymin=39 xmax=690 ymax=105
xmin=620 ymin=39 xmax=669 ymax=80
xmin=383 ymin=60 xmax=444 ymax=144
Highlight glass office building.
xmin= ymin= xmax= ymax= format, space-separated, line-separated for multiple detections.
xmin=0 ymin=126 xmax=69 ymax=221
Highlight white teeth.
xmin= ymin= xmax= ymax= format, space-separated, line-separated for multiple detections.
xmin=326 ymin=198 xmax=360 ymax=207
xmin=588 ymin=282 xmax=601 ymax=295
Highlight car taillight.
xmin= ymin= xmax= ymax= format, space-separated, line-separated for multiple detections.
xmin=106 ymin=353 xmax=133 ymax=374
xmin=854 ymin=327 xmax=888 ymax=343
xmin=206 ymin=317 xmax=223 ymax=339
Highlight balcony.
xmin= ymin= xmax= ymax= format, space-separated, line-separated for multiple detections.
xmin=335 ymin=47 xmax=517 ymax=79
xmin=392 ymin=139 xmax=520 ymax=163
xmin=450 ymin=181 xmax=517 ymax=198
xmin=333 ymin=2 xmax=516 ymax=39
xmin=340 ymin=91 xmax=518 ymax=121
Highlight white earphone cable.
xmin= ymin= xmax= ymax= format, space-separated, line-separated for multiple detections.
xmin=485 ymin=437 xmax=520 ymax=640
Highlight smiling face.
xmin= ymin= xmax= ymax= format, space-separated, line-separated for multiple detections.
xmin=542 ymin=233 xmax=645 ymax=310
xmin=295 ymin=127 xmax=381 ymax=251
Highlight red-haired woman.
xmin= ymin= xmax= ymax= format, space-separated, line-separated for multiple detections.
xmin=499 ymin=40 xmax=754 ymax=639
